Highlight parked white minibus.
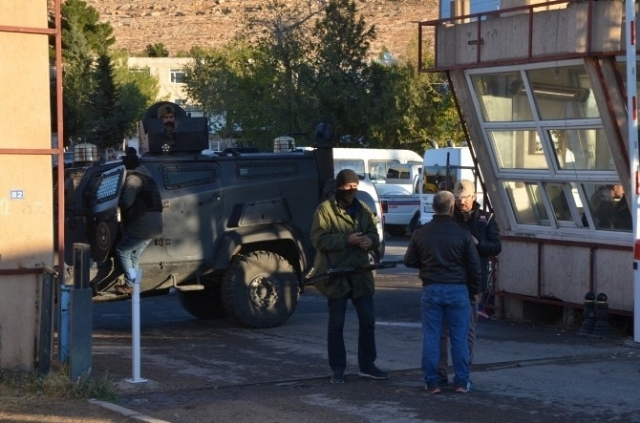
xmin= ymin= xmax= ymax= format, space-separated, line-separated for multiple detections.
xmin=332 ymin=148 xmax=423 ymax=185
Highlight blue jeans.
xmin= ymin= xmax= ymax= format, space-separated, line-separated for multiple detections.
xmin=422 ymin=284 xmax=471 ymax=389
xmin=115 ymin=235 xmax=151 ymax=285
xmin=327 ymin=293 xmax=377 ymax=373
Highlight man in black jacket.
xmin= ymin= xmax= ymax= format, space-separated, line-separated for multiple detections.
xmin=114 ymin=148 xmax=163 ymax=295
xmin=404 ymin=190 xmax=482 ymax=394
xmin=437 ymin=179 xmax=502 ymax=385
xmin=454 ymin=180 xmax=501 ymax=345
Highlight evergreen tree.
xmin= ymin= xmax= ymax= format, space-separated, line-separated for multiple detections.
xmin=62 ymin=0 xmax=115 ymax=55
xmin=84 ymin=54 xmax=121 ymax=150
xmin=52 ymin=1 xmax=158 ymax=149
xmin=308 ymin=0 xmax=376 ymax=145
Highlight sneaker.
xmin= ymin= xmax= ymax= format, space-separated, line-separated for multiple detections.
xmin=358 ymin=365 xmax=388 ymax=380
xmin=330 ymin=370 xmax=344 ymax=384
xmin=454 ymin=381 xmax=472 ymax=393
xmin=477 ymin=310 xmax=490 ymax=319
xmin=425 ymin=385 xmax=441 ymax=394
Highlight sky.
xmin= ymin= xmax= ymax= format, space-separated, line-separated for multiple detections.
xmin=440 ymin=0 xmax=501 ymax=19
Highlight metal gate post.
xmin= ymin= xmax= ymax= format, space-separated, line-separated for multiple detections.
xmin=69 ymin=243 xmax=93 ymax=381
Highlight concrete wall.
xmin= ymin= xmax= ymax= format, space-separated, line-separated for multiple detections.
xmin=498 ymin=240 xmax=632 ymax=312
xmin=437 ymin=1 xmax=624 ymax=68
xmin=0 ymin=0 xmax=52 ymax=371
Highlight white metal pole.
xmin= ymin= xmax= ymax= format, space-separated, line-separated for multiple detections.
xmin=626 ymin=0 xmax=640 ymax=343
xmin=126 ymin=268 xmax=147 ymax=383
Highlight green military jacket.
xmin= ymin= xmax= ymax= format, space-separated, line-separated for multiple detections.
xmin=310 ymin=197 xmax=380 ymax=299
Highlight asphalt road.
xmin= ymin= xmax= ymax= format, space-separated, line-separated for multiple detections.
xmin=90 ymin=237 xmax=640 ymax=423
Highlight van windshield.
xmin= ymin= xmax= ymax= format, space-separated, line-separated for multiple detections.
xmin=422 ymin=166 xmax=457 ymax=194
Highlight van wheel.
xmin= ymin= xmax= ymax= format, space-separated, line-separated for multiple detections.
xmin=221 ymin=251 xmax=299 ymax=328
xmin=385 ymin=225 xmax=406 ymax=237
xmin=408 ymin=213 xmax=421 ymax=234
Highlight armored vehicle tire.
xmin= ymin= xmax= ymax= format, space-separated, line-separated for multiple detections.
xmin=177 ymin=288 xmax=228 ymax=320
xmin=221 ymin=251 xmax=299 ymax=328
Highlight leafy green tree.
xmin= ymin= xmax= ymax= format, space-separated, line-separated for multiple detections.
xmin=241 ymin=0 xmax=324 ymax=142
xmin=183 ymin=0 xmax=462 ymax=151
xmin=184 ymin=44 xmax=250 ymax=140
xmin=363 ymin=39 xmax=463 ymax=151
xmin=145 ymin=43 xmax=169 ymax=58
xmin=112 ymin=50 xmax=161 ymax=138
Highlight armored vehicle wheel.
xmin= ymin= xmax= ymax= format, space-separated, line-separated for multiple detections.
xmin=221 ymin=251 xmax=299 ymax=328
xmin=178 ymin=288 xmax=228 ymax=320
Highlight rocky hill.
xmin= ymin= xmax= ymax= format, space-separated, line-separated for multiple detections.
xmin=85 ymin=0 xmax=438 ymax=62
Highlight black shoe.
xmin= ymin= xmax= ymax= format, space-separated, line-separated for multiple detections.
xmin=330 ymin=370 xmax=344 ymax=384
xmin=358 ymin=365 xmax=388 ymax=380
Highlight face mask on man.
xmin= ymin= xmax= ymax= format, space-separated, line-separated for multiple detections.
xmin=335 ymin=188 xmax=358 ymax=205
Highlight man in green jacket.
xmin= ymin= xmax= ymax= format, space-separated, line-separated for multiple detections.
xmin=310 ymin=169 xmax=388 ymax=384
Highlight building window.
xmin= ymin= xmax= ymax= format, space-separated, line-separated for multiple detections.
xmin=130 ymin=67 xmax=151 ymax=76
xmin=466 ymin=60 xmax=630 ymax=237
xmin=170 ymin=69 xmax=186 ymax=84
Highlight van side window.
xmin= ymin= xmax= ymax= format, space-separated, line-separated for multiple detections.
xmin=334 ymin=159 xmax=365 ymax=179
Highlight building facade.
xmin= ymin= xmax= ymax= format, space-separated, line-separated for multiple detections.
xmin=420 ymin=0 xmax=637 ymax=322
xmin=0 ymin=0 xmax=55 ymax=371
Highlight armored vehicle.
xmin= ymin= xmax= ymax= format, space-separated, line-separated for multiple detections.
xmin=62 ymin=103 xmax=346 ymax=328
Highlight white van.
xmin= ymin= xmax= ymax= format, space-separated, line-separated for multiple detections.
xmin=419 ymin=147 xmax=484 ymax=225
xmin=332 ymin=148 xmax=423 ymax=185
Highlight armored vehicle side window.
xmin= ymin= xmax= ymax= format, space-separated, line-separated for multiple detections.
xmin=236 ymin=162 xmax=299 ymax=178
xmin=85 ymin=167 xmax=124 ymax=206
xmin=163 ymin=165 xmax=219 ymax=190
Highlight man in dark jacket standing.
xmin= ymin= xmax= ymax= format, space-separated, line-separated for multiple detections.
xmin=114 ymin=148 xmax=163 ymax=294
xmin=453 ymin=180 xmax=501 ymax=353
xmin=310 ymin=169 xmax=387 ymax=384
xmin=436 ymin=179 xmax=502 ymax=385
xmin=404 ymin=190 xmax=482 ymax=394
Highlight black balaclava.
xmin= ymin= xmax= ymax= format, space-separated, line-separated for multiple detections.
xmin=122 ymin=147 xmax=140 ymax=170
xmin=334 ymin=169 xmax=359 ymax=207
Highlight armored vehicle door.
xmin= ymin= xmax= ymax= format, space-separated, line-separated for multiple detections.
xmin=65 ymin=163 xmax=125 ymax=265
xmin=157 ymin=162 xmax=223 ymax=259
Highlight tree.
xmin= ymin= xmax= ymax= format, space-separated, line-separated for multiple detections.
xmin=57 ymin=0 xmax=116 ymax=143
xmin=84 ymin=54 xmax=121 ymax=150
xmin=112 ymin=50 xmax=161 ymax=138
xmin=52 ymin=1 xmax=158 ymax=149
xmin=61 ymin=0 xmax=115 ymax=55
xmin=309 ymin=0 xmax=377 ymax=144
xmin=182 ymin=0 xmax=461 ymax=151
xmin=145 ymin=43 xmax=169 ymax=58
